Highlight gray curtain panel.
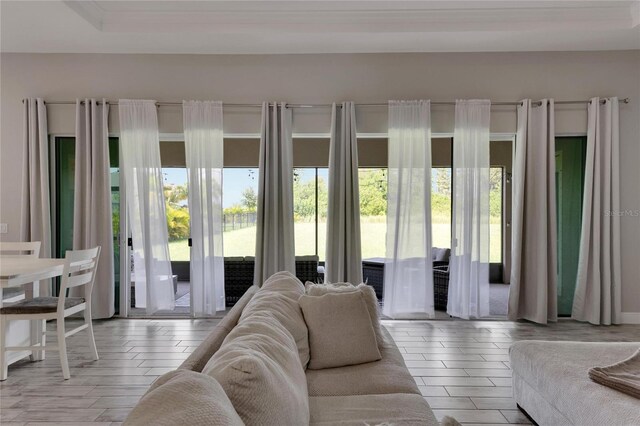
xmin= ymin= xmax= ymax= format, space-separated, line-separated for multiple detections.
xmin=508 ymin=99 xmax=558 ymax=324
xmin=572 ymin=97 xmax=621 ymax=325
xmin=254 ymin=102 xmax=295 ymax=286
xmin=325 ymin=102 xmax=363 ymax=284
xmin=20 ymin=98 xmax=51 ymax=296
xmin=72 ymin=99 xmax=115 ymax=319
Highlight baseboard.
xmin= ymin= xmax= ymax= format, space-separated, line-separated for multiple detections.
xmin=621 ymin=312 xmax=640 ymax=324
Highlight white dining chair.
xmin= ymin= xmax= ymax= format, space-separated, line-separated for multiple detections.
xmin=0 ymin=241 xmax=41 ymax=303
xmin=0 ymin=247 xmax=101 ymax=380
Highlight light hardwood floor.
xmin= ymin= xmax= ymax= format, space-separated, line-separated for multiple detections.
xmin=0 ymin=318 xmax=638 ymax=425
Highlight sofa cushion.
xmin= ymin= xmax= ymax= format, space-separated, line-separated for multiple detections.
xmin=124 ymin=370 xmax=243 ymax=426
xmin=432 ymin=247 xmax=451 ymax=262
xmin=203 ymin=312 xmax=309 ymax=426
xmin=240 ymin=271 xmax=309 ymax=368
xmin=510 ymin=341 xmax=640 ymax=426
xmin=300 ymin=291 xmax=381 ymax=370
xmin=305 ymin=282 xmax=384 ymax=346
xmin=180 ymin=285 xmax=259 ymax=373
xmin=309 ymin=393 xmax=439 ymax=426
xmin=306 ymin=326 xmax=420 ymax=396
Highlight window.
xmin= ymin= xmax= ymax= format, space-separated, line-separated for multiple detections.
xmin=359 ymin=168 xmax=387 ymax=259
xmin=222 ymin=168 xmax=259 ymax=256
xmin=432 ymin=166 xmax=503 ymax=262
xmin=431 ymin=168 xmax=452 ymax=249
xmin=163 ymin=168 xmax=190 ymax=261
xmin=489 ymin=167 xmax=503 ymax=263
xmin=54 ymin=136 xmax=121 ymax=313
xmin=293 ymin=168 xmax=328 ymax=260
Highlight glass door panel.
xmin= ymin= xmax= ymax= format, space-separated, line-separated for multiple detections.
xmin=555 ymin=137 xmax=586 ymax=316
xmin=54 ymin=137 xmax=121 ymax=313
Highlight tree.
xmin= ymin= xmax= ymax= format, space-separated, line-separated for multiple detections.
xmin=433 ymin=168 xmax=451 ymax=196
xmin=359 ymin=169 xmax=387 ymax=216
xmin=489 ymin=168 xmax=503 ymax=219
xmin=164 ymin=184 xmax=188 ymax=207
xmin=165 ymin=204 xmax=190 ymax=241
xmin=241 ymin=187 xmax=258 ymax=211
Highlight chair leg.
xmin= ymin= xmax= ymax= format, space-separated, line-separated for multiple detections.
xmin=84 ymin=306 xmax=98 ymax=361
xmin=0 ymin=316 xmax=7 ymax=381
xmin=56 ymin=317 xmax=70 ymax=380
xmin=40 ymin=319 xmax=47 ymax=359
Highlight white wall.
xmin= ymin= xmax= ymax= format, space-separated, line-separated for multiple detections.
xmin=1 ymin=51 xmax=639 ymax=314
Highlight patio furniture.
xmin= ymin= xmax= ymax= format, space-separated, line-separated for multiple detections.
xmin=362 ymin=250 xmax=451 ymax=310
xmin=224 ymin=256 xmax=320 ymax=307
xmin=362 ymin=258 xmax=385 ymax=300
xmin=433 ymin=262 xmax=450 ymax=311
xmin=224 ymin=257 xmax=254 ymax=307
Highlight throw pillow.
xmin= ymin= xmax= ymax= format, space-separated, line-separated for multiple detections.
xmin=241 ymin=271 xmax=310 ymax=368
xmin=123 ymin=369 xmax=243 ymax=426
xmin=300 ymin=291 xmax=382 ymax=370
xmin=202 ymin=312 xmax=309 ymax=426
xmin=305 ymin=282 xmax=384 ymax=346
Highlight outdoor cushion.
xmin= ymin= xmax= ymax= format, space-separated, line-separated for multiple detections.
xmin=124 ymin=369 xmax=243 ymax=426
xmin=300 ymin=291 xmax=381 ymax=369
xmin=432 ymin=247 xmax=451 ymax=262
xmin=0 ymin=296 xmax=84 ymax=314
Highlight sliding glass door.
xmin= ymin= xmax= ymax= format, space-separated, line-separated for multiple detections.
xmin=53 ymin=136 xmax=121 ymax=313
xmin=555 ymin=136 xmax=587 ymax=316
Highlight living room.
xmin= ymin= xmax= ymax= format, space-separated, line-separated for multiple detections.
xmin=0 ymin=1 xmax=639 ymax=425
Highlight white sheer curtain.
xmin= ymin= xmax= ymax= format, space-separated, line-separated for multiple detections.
xmin=73 ymin=98 xmax=115 ymax=319
xmin=447 ymin=100 xmax=491 ymax=319
xmin=573 ymin=97 xmax=622 ymax=325
xmin=254 ymin=102 xmax=295 ymax=285
xmin=183 ymin=101 xmax=225 ymax=316
xmin=20 ymin=98 xmax=51 ymax=296
xmin=119 ymin=99 xmax=175 ymax=314
xmin=508 ymin=99 xmax=558 ymax=324
xmin=383 ymin=100 xmax=434 ymax=319
xmin=325 ymin=101 xmax=363 ymax=284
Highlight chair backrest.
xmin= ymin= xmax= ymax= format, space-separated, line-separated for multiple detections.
xmin=0 ymin=241 xmax=41 ymax=258
xmin=58 ymin=247 xmax=101 ymax=310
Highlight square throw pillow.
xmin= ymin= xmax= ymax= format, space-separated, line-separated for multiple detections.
xmin=241 ymin=271 xmax=310 ymax=368
xmin=305 ymin=282 xmax=384 ymax=346
xmin=124 ymin=370 xmax=243 ymax=426
xmin=300 ymin=291 xmax=382 ymax=370
xmin=203 ymin=312 xmax=309 ymax=426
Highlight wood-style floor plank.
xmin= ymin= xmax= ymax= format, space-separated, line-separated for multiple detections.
xmin=1 ymin=317 xmax=638 ymax=425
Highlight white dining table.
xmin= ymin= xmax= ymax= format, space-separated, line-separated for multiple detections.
xmin=0 ymin=257 xmax=66 ymax=369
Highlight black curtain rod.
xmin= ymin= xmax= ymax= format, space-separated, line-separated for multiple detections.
xmin=29 ymin=98 xmax=631 ymax=107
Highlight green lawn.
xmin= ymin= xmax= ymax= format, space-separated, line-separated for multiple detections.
xmin=169 ymin=217 xmax=502 ymax=262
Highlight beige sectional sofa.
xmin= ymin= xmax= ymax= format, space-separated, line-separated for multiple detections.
xmin=510 ymin=340 xmax=640 ymax=426
xmin=125 ymin=275 xmax=440 ymax=426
